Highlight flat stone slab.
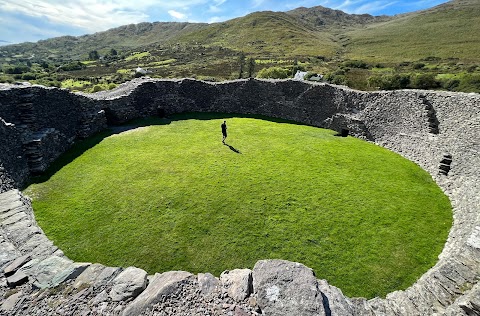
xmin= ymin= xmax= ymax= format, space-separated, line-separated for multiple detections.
xmin=1 ymin=290 xmax=23 ymax=312
xmin=0 ymin=189 xmax=20 ymax=201
xmin=0 ymin=240 xmax=19 ymax=269
xmin=109 ymin=266 xmax=148 ymax=302
xmin=7 ymin=270 xmax=29 ymax=287
xmin=1 ymin=212 xmax=28 ymax=226
xmin=21 ymin=255 xmax=90 ymax=289
xmin=4 ymin=220 xmax=40 ymax=244
xmin=3 ymin=254 xmax=31 ymax=276
xmin=121 ymin=271 xmax=194 ymax=316
xmin=73 ymin=263 xmax=107 ymax=289
xmin=0 ymin=199 xmax=24 ymax=214
xmin=220 ymin=269 xmax=253 ymax=302
xmin=20 ymin=233 xmax=57 ymax=256
xmin=253 ymin=259 xmax=326 ymax=316
xmin=0 ymin=206 xmax=26 ymax=220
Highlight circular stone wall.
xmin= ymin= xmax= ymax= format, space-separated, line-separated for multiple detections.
xmin=0 ymin=79 xmax=479 ymax=315
xmin=23 ymin=115 xmax=452 ymax=298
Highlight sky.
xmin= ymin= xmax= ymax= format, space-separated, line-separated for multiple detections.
xmin=0 ymin=0 xmax=450 ymax=45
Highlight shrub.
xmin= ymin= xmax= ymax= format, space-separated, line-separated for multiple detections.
xmin=467 ymin=65 xmax=478 ymax=73
xmin=368 ymin=74 xmax=410 ymax=90
xmin=342 ymin=60 xmax=369 ymax=69
xmin=411 ymin=73 xmax=440 ymax=89
xmin=3 ymin=64 xmax=30 ymax=74
xmin=92 ymin=85 xmax=103 ymax=92
xmin=21 ymin=73 xmax=37 ymax=80
xmin=441 ymin=78 xmax=460 ymax=91
xmin=256 ymin=66 xmax=290 ymax=79
xmin=324 ymin=73 xmax=347 ymax=85
xmin=59 ymin=61 xmax=85 ymax=71
xmin=457 ymin=73 xmax=480 ymax=93
xmin=412 ymin=63 xmax=425 ymax=70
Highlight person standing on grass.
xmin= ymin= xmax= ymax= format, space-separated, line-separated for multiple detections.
xmin=221 ymin=120 xmax=227 ymax=144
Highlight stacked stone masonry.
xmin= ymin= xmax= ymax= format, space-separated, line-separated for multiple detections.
xmin=0 ymin=78 xmax=479 ymax=315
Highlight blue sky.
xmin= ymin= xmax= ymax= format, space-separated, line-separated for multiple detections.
xmin=0 ymin=0 xmax=449 ymax=45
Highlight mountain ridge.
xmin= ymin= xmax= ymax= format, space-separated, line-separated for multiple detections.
xmin=1 ymin=0 xmax=479 ymax=94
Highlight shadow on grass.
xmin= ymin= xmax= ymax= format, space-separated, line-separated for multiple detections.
xmin=25 ymin=112 xmax=304 ymax=187
xmin=224 ymin=143 xmax=242 ymax=154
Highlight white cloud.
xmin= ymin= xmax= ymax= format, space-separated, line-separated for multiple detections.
xmin=351 ymin=1 xmax=398 ymax=14
xmin=251 ymin=0 xmax=267 ymax=8
xmin=208 ymin=0 xmax=226 ymax=13
xmin=168 ymin=10 xmax=188 ymax=20
xmin=0 ymin=0 xmax=208 ymax=32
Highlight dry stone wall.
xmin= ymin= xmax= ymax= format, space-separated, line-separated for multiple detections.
xmin=0 ymin=79 xmax=479 ymax=315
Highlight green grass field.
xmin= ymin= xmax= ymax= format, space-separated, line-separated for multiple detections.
xmin=24 ymin=114 xmax=452 ymax=298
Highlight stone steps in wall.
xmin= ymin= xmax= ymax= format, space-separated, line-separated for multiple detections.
xmin=21 ymin=128 xmax=58 ymax=174
xmin=421 ymin=96 xmax=440 ymax=135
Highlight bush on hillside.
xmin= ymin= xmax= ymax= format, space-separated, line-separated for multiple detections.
xmin=257 ymin=66 xmax=290 ymax=79
xmin=342 ymin=60 xmax=369 ymax=69
xmin=368 ymin=74 xmax=410 ymax=90
xmin=59 ymin=61 xmax=86 ymax=71
xmin=457 ymin=73 xmax=480 ymax=93
xmin=410 ymin=73 xmax=440 ymax=89
xmin=3 ymin=64 xmax=30 ymax=74
xmin=412 ymin=63 xmax=425 ymax=70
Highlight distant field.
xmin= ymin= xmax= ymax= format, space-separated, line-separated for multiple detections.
xmin=24 ymin=114 xmax=452 ymax=298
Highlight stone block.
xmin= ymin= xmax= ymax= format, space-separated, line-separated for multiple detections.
xmin=220 ymin=269 xmax=253 ymax=302
xmin=109 ymin=266 xmax=148 ymax=302
xmin=1 ymin=291 xmax=23 ymax=312
xmin=253 ymin=259 xmax=326 ymax=316
xmin=1 ymin=212 xmax=28 ymax=226
xmin=0 ymin=199 xmax=23 ymax=214
xmin=317 ymin=279 xmax=354 ymax=316
xmin=3 ymin=254 xmax=31 ymax=276
xmin=7 ymin=270 xmax=29 ymax=287
xmin=73 ymin=263 xmax=106 ymax=289
xmin=121 ymin=271 xmax=194 ymax=316
xmin=0 ymin=240 xmax=19 ymax=269
xmin=22 ymin=255 xmax=90 ymax=289
xmin=198 ymin=272 xmax=219 ymax=296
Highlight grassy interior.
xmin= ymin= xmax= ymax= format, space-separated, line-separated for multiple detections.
xmin=24 ymin=114 xmax=452 ymax=298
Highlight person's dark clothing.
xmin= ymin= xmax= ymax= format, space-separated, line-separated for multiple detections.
xmin=221 ymin=123 xmax=227 ymax=136
xmin=221 ymin=122 xmax=227 ymax=143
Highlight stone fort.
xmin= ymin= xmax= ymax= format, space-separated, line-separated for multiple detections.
xmin=0 ymin=78 xmax=479 ymax=315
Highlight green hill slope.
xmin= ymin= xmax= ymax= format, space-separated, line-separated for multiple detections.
xmin=175 ymin=11 xmax=339 ymax=58
xmin=1 ymin=1 xmax=479 ymax=92
xmin=344 ymin=0 xmax=480 ymax=62
xmin=1 ymin=22 xmax=208 ymax=60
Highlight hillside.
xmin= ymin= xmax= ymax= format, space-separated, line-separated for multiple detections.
xmin=1 ymin=22 xmax=208 ymax=60
xmin=1 ymin=1 xmax=479 ymax=93
xmin=344 ymin=0 xmax=480 ymax=62
xmin=174 ymin=11 xmax=339 ymax=58
xmin=286 ymin=5 xmax=391 ymax=29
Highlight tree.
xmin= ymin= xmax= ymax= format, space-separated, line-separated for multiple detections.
xmin=88 ymin=50 xmax=100 ymax=60
xmin=110 ymin=48 xmax=118 ymax=56
xmin=238 ymin=52 xmax=246 ymax=79
xmin=247 ymin=58 xmax=256 ymax=78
